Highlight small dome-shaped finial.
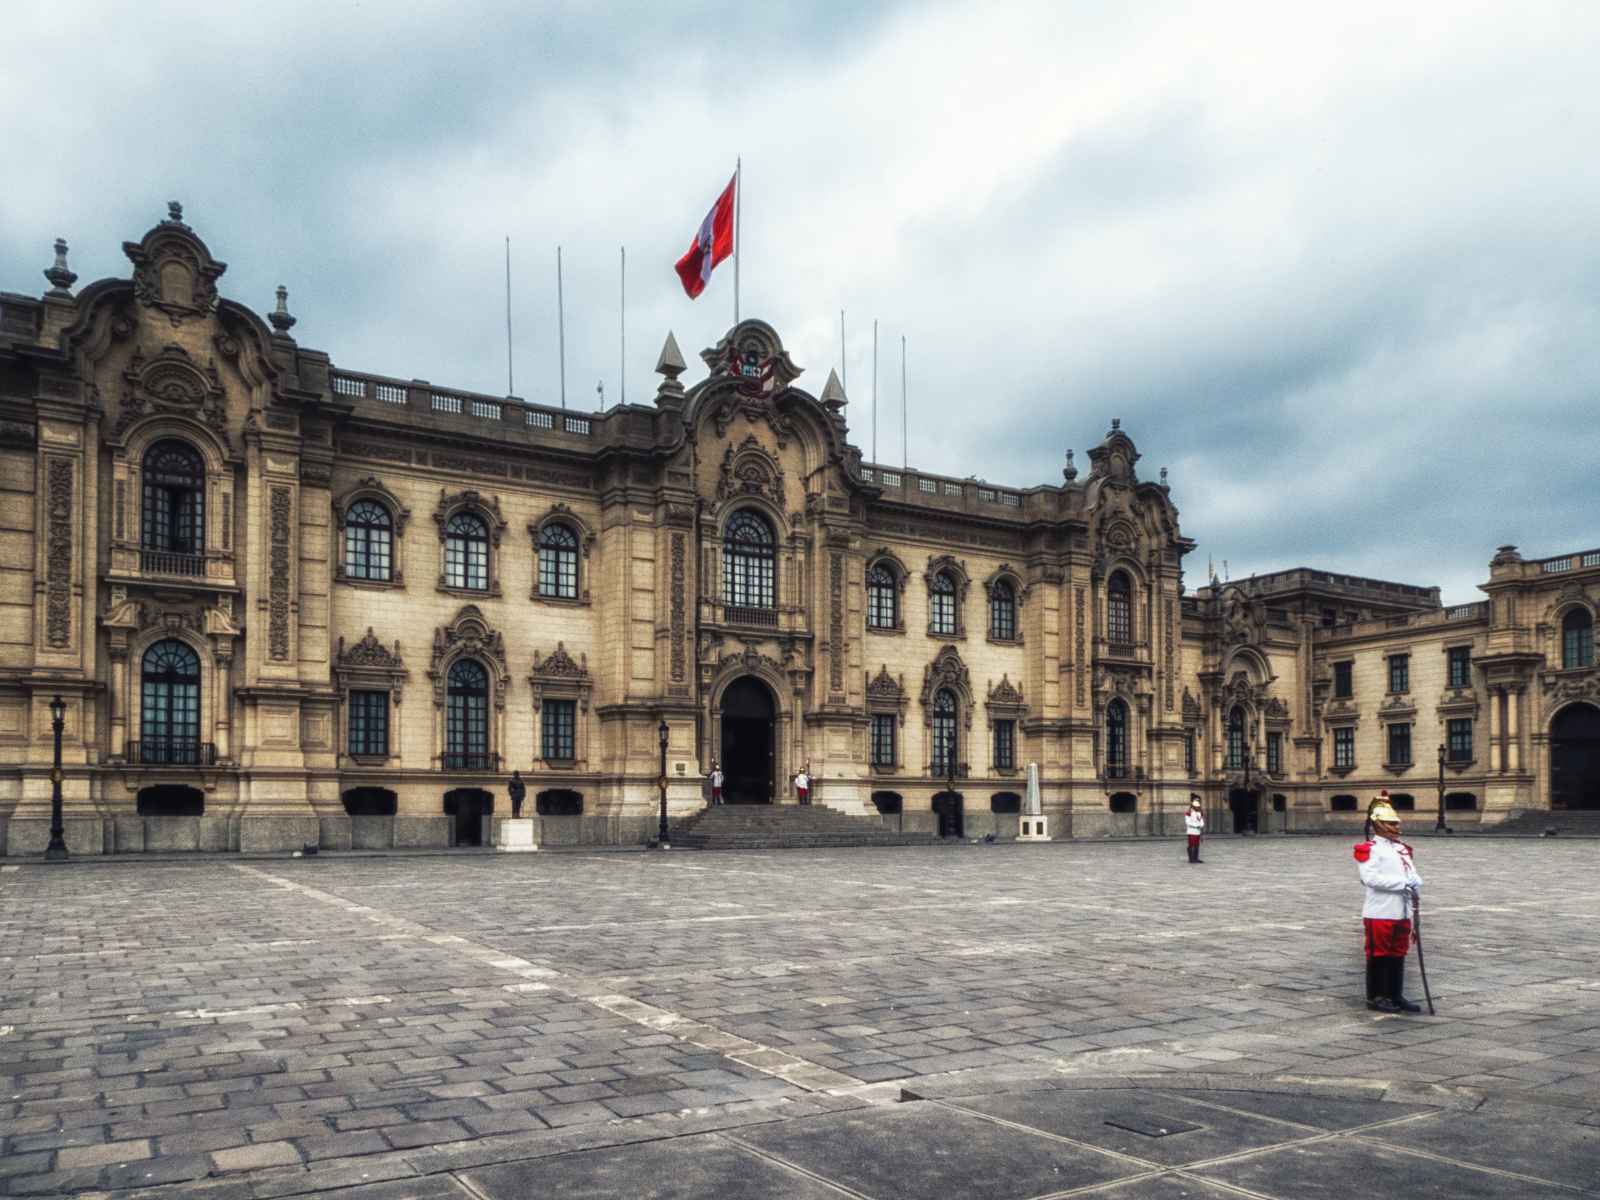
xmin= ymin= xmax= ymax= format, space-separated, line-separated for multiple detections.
xmin=268 ymin=284 xmax=297 ymax=334
xmin=1160 ymin=466 xmax=1169 ymax=488
xmin=166 ymin=201 xmax=185 ymax=224
xmin=1110 ymin=417 xmax=1121 ymax=432
xmin=1063 ymin=448 xmax=1078 ymax=482
xmin=43 ymin=238 xmax=77 ymax=295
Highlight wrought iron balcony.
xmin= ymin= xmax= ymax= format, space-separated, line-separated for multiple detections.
xmin=140 ymin=549 xmax=207 ymax=577
xmin=442 ymin=751 xmax=500 ymax=771
xmin=1103 ymin=763 xmax=1133 ymax=782
xmin=723 ymin=604 xmax=778 ymax=629
xmin=127 ymin=738 xmax=216 ymax=766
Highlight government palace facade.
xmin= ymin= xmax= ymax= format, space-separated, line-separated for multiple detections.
xmin=0 ymin=208 xmax=1596 ymax=854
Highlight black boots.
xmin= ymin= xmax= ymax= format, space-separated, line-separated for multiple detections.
xmin=1367 ymin=958 xmax=1421 ymax=1014
xmin=1388 ymin=957 xmax=1423 ymax=1013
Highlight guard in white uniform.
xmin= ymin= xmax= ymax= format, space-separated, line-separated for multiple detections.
xmin=1354 ymin=797 xmax=1424 ymax=1013
xmin=1184 ymin=795 xmax=1205 ymax=863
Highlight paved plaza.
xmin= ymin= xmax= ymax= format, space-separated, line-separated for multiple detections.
xmin=2 ymin=837 xmax=1598 ymax=1198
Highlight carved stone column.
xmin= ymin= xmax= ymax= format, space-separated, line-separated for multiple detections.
xmin=213 ymin=651 xmax=232 ymax=761
xmin=1487 ymin=687 xmax=1502 ymax=772
xmin=107 ymin=644 xmax=128 ymax=759
xmin=1506 ymin=686 xmax=1522 ymax=772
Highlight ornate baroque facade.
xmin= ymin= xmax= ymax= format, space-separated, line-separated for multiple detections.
xmin=0 ymin=210 xmax=1595 ymax=853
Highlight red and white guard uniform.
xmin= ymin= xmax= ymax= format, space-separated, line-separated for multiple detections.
xmin=1355 ymin=834 xmax=1421 ymax=959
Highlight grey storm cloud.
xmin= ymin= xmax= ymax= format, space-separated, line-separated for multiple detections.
xmin=4 ymin=0 xmax=1597 ymax=604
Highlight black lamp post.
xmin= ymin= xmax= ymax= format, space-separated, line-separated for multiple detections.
xmin=46 ymin=695 xmax=68 ymax=861
xmin=656 ymin=718 xmax=670 ymax=849
xmin=1435 ymin=743 xmax=1447 ymax=831
xmin=1241 ymin=743 xmax=1256 ymax=834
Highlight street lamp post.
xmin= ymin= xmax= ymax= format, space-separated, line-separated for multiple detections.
xmin=46 ymin=695 xmax=68 ymax=861
xmin=656 ymin=718 xmax=670 ymax=849
xmin=1242 ymin=743 xmax=1256 ymax=835
xmin=1436 ymin=743 xmax=1447 ymax=832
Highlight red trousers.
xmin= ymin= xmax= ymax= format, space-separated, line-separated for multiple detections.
xmin=1187 ymin=835 xmax=1200 ymax=850
xmin=1364 ymin=917 xmax=1412 ymax=959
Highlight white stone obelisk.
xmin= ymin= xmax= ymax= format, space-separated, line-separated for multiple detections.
xmin=1018 ymin=761 xmax=1051 ymax=840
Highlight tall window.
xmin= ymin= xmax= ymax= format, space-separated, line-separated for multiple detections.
xmin=140 ymin=639 xmax=200 ymax=763
xmin=871 ymin=714 xmax=896 ymax=768
xmin=867 ymin=564 xmax=898 ymax=629
xmin=1387 ymin=722 xmax=1412 ymax=766
xmin=1388 ymin=654 xmax=1410 ymax=694
xmin=542 ymin=698 xmax=576 ymax=760
xmin=344 ymin=500 xmax=393 ymax=582
xmin=932 ymin=688 xmax=958 ymax=775
xmin=1563 ymin=610 xmax=1594 ymax=669
xmin=141 ymin=440 xmax=205 ymax=566
xmin=990 ymin=580 xmax=1017 ymax=640
xmin=1105 ymin=698 xmax=1128 ymax=771
xmin=348 ymin=690 xmax=389 ymax=756
xmin=1226 ymin=706 xmax=1247 ymax=770
xmin=1448 ymin=717 xmax=1473 ymax=762
xmin=1267 ymin=730 xmax=1283 ymax=775
xmin=444 ymin=512 xmax=489 ymax=591
xmin=1184 ymin=732 xmax=1195 ymax=774
xmin=929 ymin=572 xmax=957 ymax=636
xmin=537 ymin=523 xmax=579 ymax=599
xmin=1107 ymin=572 xmax=1132 ymax=645
xmin=993 ymin=719 xmax=1015 ymax=770
xmin=1447 ymin=645 xmax=1472 ymax=689
xmin=1333 ymin=661 xmax=1353 ymax=698
xmin=445 ymin=658 xmax=490 ymax=768
xmin=723 ymin=510 xmax=775 ymax=609
xmin=1333 ymin=726 xmax=1355 ymax=769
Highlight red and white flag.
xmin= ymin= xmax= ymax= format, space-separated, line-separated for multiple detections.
xmin=675 ymin=173 xmax=736 ymax=299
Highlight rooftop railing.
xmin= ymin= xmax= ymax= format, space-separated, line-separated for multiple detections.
xmin=329 ymin=370 xmax=592 ymax=438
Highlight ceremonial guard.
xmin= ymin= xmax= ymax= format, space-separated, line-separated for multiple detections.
xmin=1355 ymin=795 xmax=1424 ymax=1013
xmin=1184 ymin=795 xmax=1205 ymax=863
xmin=709 ymin=761 xmax=725 ymax=806
xmin=794 ymin=764 xmax=811 ymax=806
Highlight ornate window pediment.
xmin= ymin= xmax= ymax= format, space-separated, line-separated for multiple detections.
xmin=985 ymin=674 xmax=1027 ymax=721
xmin=434 ymin=488 xmax=506 ymax=596
xmin=530 ymin=642 xmax=593 ymax=768
xmin=866 ymin=664 xmax=909 ymax=721
xmin=920 ymin=645 xmax=974 ymax=729
xmin=716 ymin=434 xmax=787 ymax=508
xmin=429 ymin=605 xmax=508 ymax=708
xmin=925 ymin=554 xmax=969 ymax=639
xmin=530 ymin=503 xmax=594 ymax=604
xmin=113 ymin=343 xmax=229 ymax=447
xmin=335 ymin=629 xmax=407 ymax=764
xmin=334 ymin=477 xmax=410 ymax=586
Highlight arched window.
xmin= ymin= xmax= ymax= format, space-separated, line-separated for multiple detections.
xmin=931 ymin=688 xmax=958 ymax=776
xmin=723 ymin=510 xmax=775 ymax=610
xmin=537 ymin=522 xmax=580 ymax=599
xmin=141 ymin=440 xmax=205 ymax=573
xmin=929 ymin=572 xmax=957 ymax=636
xmin=1563 ymin=610 xmax=1595 ymax=669
xmin=867 ymin=563 xmax=898 ymax=629
xmin=990 ymin=580 xmax=1017 ymax=640
xmin=1106 ymin=698 xmax=1128 ymax=772
xmin=445 ymin=658 xmax=491 ymax=769
xmin=1227 ymin=706 xmax=1247 ymax=769
xmin=344 ymin=500 xmax=393 ymax=582
xmin=444 ymin=512 xmax=489 ymax=591
xmin=1107 ymin=571 xmax=1132 ymax=645
xmin=140 ymin=639 xmax=201 ymax=764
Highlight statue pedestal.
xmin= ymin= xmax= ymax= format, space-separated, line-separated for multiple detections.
xmin=496 ymin=818 xmax=538 ymax=853
xmin=1017 ymin=816 xmax=1051 ymax=841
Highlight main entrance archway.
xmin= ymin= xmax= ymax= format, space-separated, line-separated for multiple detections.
xmin=720 ymin=676 xmax=775 ymax=803
xmin=1551 ymin=703 xmax=1600 ymax=810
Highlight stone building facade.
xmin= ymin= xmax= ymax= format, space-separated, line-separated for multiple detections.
xmin=0 ymin=209 xmax=1595 ymax=854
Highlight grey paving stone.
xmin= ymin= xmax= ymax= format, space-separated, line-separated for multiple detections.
xmin=1366 ymin=1108 xmax=1600 ymax=1192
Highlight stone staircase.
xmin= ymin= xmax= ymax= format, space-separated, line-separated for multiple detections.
xmin=1485 ymin=810 xmax=1600 ymax=836
xmin=668 ymin=803 xmax=945 ymax=850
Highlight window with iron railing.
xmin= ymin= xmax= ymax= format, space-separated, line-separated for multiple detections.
xmin=723 ymin=510 xmax=775 ymax=610
xmin=1107 ymin=572 xmax=1132 ymax=645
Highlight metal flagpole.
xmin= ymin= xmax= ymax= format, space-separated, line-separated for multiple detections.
xmin=734 ymin=157 xmax=741 ymax=325
xmin=504 ymin=237 xmax=513 ymax=396
xmin=901 ymin=336 xmax=907 ymax=470
xmin=871 ymin=320 xmax=878 ymax=466
xmin=557 ymin=246 xmax=567 ymax=409
xmin=620 ymin=246 xmax=626 ymax=406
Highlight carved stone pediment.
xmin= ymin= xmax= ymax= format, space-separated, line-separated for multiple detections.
xmin=113 ymin=342 xmax=229 ymax=445
xmin=340 ymin=628 xmax=403 ymax=670
xmin=429 ymin=605 xmax=507 ymax=706
xmin=867 ymin=664 xmax=904 ymax=700
xmin=987 ymin=674 xmax=1025 ymax=707
xmin=717 ymin=434 xmax=786 ymax=506
xmin=530 ymin=642 xmax=593 ymax=713
xmin=532 ymin=642 xmax=588 ymax=680
xmin=433 ymin=488 xmax=507 ymax=543
xmin=921 ymin=645 xmax=974 ymax=728
xmin=1544 ymin=669 xmax=1600 ymax=708
xmin=122 ymin=203 xmax=226 ymax=324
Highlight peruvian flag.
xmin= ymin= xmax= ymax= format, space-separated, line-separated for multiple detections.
xmin=674 ymin=173 xmax=736 ymax=299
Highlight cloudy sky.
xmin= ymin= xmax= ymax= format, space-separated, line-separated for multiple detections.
xmin=5 ymin=2 xmax=1597 ymax=603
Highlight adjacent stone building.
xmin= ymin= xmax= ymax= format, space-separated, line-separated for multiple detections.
xmin=0 ymin=209 xmax=1595 ymax=854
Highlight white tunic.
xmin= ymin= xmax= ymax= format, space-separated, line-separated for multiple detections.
xmin=1357 ymin=835 xmax=1422 ymax=920
xmin=1185 ymin=809 xmax=1205 ymax=835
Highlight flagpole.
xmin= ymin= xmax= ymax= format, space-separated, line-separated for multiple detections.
xmin=620 ymin=245 xmax=626 ymax=407
xmin=734 ymin=157 xmax=741 ymax=325
xmin=871 ymin=319 xmax=878 ymax=467
xmin=840 ymin=309 xmax=847 ymax=396
xmin=901 ymin=335 xmax=907 ymax=470
xmin=557 ymin=245 xmax=567 ymax=409
xmin=504 ymin=237 xmax=513 ymax=396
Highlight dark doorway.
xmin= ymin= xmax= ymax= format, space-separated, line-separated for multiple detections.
xmin=1229 ymin=787 xmax=1258 ymax=833
xmin=137 ymin=785 xmax=204 ymax=816
xmin=1551 ymin=703 xmax=1600 ymax=810
xmin=932 ymin=790 xmax=964 ymax=838
xmin=720 ymin=676 xmax=775 ymax=803
xmin=536 ymin=789 xmax=584 ymax=815
xmin=342 ymin=787 xmax=397 ymax=816
xmin=444 ymin=787 xmax=494 ymax=846
xmin=870 ymin=791 xmax=903 ymax=815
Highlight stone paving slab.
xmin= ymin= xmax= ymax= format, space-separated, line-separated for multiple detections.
xmin=2 ymin=838 xmax=1599 ymax=1196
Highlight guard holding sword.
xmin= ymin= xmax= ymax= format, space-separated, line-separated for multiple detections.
xmin=1354 ymin=796 xmax=1426 ymax=1014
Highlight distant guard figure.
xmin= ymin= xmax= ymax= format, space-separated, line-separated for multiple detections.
xmin=1355 ymin=796 xmax=1424 ymax=1013
xmin=709 ymin=760 xmax=725 ymax=806
xmin=794 ymin=764 xmax=811 ymax=806
xmin=1185 ymin=795 xmax=1205 ymax=863
xmin=508 ymin=770 xmax=526 ymax=819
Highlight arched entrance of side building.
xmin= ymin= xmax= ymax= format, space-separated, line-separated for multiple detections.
xmin=719 ymin=676 xmax=776 ymax=804
xmin=444 ymin=787 xmax=494 ymax=846
xmin=1229 ymin=787 xmax=1259 ymax=833
xmin=932 ymin=790 xmax=964 ymax=838
xmin=1551 ymin=703 xmax=1600 ymax=810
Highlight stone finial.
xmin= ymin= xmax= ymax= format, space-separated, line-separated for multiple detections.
xmin=1160 ymin=466 xmax=1169 ymax=488
xmin=654 ymin=332 xmax=687 ymax=407
xmin=43 ymin=238 xmax=77 ymax=295
xmin=268 ymin=285 xmax=297 ymax=334
xmin=1063 ymin=448 xmax=1078 ymax=482
xmin=1110 ymin=417 xmax=1121 ymax=432
xmin=819 ymin=367 xmax=847 ymax=413
xmin=166 ymin=201 xmax=185 ymax=225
